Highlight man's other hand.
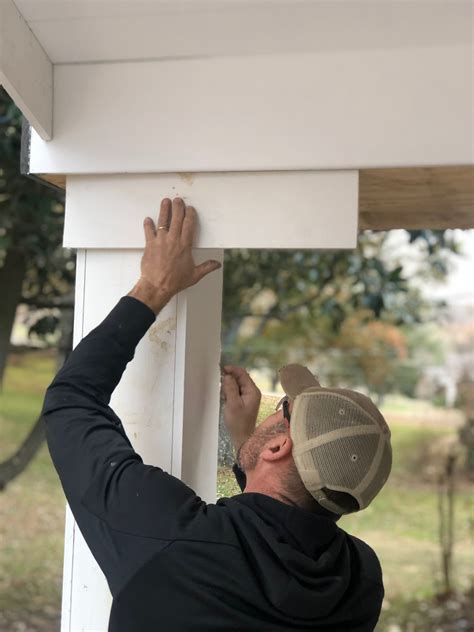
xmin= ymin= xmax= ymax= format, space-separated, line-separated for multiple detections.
xmin=129 ymin=197 xmax=222 ymax=314
xmin=222 ymin=366 xmax=262 ymax=452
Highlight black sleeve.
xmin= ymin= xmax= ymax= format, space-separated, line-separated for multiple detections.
xmin=232 ymin=462 xmax=247 ymax=492
xmin=42 ymin=296 xmax=206 ymax=595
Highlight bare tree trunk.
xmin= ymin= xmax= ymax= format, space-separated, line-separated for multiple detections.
xmin=438 ymin=453 xmax=457 ymax=596
xmin=0 ymin=416 xmax=45 ymax=491
xmin=55 ymin=292 xmax=75 ymax=369
xmin=0 ymin=249 xmax=26 ymax=388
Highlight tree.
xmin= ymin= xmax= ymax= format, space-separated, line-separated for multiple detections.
xmin=0 ymin=88 xmax=75 ymax=387
xmin=221 ymin=231 xmax=459 ymax=374
xmin=332 ymin=310 xmax=408 ymax=404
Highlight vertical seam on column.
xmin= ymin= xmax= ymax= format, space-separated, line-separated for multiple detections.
xmin=170 ymin=293 xmax=179 ymax=476
xmin=68 ymin=249 xmax=87 ymax=631
xmin=80 ymin=250 xmax=87 ymax=343
xmin=67 ymin=508 xmax=75 ymax=632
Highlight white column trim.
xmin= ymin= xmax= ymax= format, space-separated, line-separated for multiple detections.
xmin=0 ymin=0 xmax=53 ymax=139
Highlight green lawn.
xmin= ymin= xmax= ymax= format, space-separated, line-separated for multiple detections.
xmin=0 ymin=352 xmax=64 ymax=629
xmin=1 ymin=352 xmax=473 ymax=631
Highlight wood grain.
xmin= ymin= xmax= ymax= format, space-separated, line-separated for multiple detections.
xmin=359 ymin=166 xmax=474 ymax=230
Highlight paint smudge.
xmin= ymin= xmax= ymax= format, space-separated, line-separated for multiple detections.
xmin=148 ymin=317 xmax=176 ymax=353
xmin=179 ymin=172 xmax=195 ymax=186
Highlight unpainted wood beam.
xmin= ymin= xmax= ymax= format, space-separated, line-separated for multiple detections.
xmin=359 ymin=167 xmax=474 ymax=230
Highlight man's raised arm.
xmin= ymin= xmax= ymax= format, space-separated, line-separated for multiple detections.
xmin=42 ymin=198 xmax=221 ymax=562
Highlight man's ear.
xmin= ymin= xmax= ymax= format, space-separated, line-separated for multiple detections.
xmin=260 ymin=435 xmax=293 ymax=462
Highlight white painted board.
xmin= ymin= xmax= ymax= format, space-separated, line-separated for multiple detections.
xmin=63 ymin=250 xmax=177 ymax=631
xmin=14 ymin=1 xmax=471 ymax=65
xmin=29 ymin=44 xmax=472 ymax=174
xmin=61 ymin=248 xmax=223 ymax=631
xmin=63 ymin=171 xmax=358 ymax=249
xmin=0 ymin=0 xmax=52 ymax=139
xmin=175 ymin=251 xmax=224 ymax=493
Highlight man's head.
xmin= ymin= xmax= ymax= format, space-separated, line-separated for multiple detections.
xmin=240 ymin=365 xmax=392 ymax=516
xmin=237 ymin=403 xmax=323 ymax=513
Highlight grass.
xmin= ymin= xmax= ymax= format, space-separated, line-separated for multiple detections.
xmin=0 ymin=352 xmax=64 ymax=629
xmin=1 ymin=353 xmax=473 ymax=631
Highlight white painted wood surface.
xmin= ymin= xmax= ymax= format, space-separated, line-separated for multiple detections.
xmin=14 ymin=1 xmax=472 ymax=65
xmin=29 ymin=43 xmax=472 ymax=174
xmin=61 ymin=248 xmax=223 ymax=631
xmin=0 ymin=0 xmax=53 ymax=139
xmin=175 ymin=252 xmax=224 ymax=493
xmin=62 ymin=172 xmax=358 ymax=249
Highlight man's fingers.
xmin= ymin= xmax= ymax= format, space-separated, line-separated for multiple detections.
xmin=192 ymin=259 xmax=222 ymax=284
xmin=169 ymin=197 xmax=186 ymax=238
xmin=222 ymin=374 xmax=240 ymax=403
xmin=143 ymin=217 xmax=156 ymax=243
xmin=181 ymin=205 xmax=197 ymax=246
xmin=224 ymin=366 xmax=259 ymax=396
xmin=157 ymin=198 xmax=172 ymax=233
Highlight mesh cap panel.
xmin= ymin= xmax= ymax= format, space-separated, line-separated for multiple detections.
xmin=310 ymin=434 xmax=380 ymax=490
xmin=304 ymin=393 xmax=377 ymax=437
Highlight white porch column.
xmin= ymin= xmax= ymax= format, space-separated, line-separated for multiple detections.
xmin=61 ymin=248 xmax=223 ymax=631
xmin=59 ymin=169 xmax=357 ymax=630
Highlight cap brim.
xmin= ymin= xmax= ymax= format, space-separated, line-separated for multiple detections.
xmin=278 ymin=364 xmax=321 ymax=399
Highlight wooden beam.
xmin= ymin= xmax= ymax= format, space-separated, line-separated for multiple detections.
xmin=37 ymin=166 xmax=474 ymax=232
xmin=0 ymin=0 xmax=53 ymax=140
xmin=359 ymin=167 xmax=474 ymax=230
xmin=35 ymin=173 xmax=66 ymax=190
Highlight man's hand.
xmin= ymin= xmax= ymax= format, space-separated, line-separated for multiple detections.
xmin=128 ymin=197 xmax=222 ymax=314
xmin=222 ymin=366 xmax=261 ymax=452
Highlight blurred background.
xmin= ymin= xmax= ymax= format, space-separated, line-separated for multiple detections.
xmin=1 ymin=87 xmax=473 ymax=631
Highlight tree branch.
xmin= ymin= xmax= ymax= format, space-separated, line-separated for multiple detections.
xmin=0 ymin=416 xmax=45 ymax=491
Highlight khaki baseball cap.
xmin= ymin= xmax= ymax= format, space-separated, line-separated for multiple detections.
xmin=279 ymin=364 xmax=392 ymax=515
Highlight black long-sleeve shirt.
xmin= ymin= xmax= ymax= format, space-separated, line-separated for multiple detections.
xmin=42 ymin=296 xmax=384 ymax=631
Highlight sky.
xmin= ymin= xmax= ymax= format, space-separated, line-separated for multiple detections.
xmin=423 ymin=229 xmax=474 ymax=306
xmin=384 ymin=229 xmax=474 ymax=307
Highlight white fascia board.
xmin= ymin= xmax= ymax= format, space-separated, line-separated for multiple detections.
xmin=63 ymin=171 xmax=359 ymax=250
xmin=0 ymin=0 xmax=53 ymax=140
xmin=29 ymin=45 xmax=472 ymax=174
xmin=14 ymin=1 xmax=472 ymax=65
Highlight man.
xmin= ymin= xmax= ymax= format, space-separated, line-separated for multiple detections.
xmin=43 ymin=197 xmax=391 ymax=631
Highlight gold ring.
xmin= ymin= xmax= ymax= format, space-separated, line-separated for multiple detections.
xmin=157 ymin=226 xmax=168 ymax=231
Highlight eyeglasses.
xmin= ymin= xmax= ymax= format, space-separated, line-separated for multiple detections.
xmin=276 ymin=395 xmax=291 ymax=425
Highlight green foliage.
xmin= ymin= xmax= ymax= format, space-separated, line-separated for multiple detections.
xmin=0 ymin=88 xmax=74 ymax=310
xmin=392 ymin=362 xmax=423 ymax=398
xmin=222 ymin=231 xmax=459 ymax=386
xmin=330 ymin=313 xmax=408 ymax=397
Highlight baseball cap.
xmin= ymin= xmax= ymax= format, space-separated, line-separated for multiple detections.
xmin=279 ymin=364 xmax=392 ymax=515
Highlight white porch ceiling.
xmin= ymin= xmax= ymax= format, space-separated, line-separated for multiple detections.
xmin=14 ymin=0 xmax=472 ymax=65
